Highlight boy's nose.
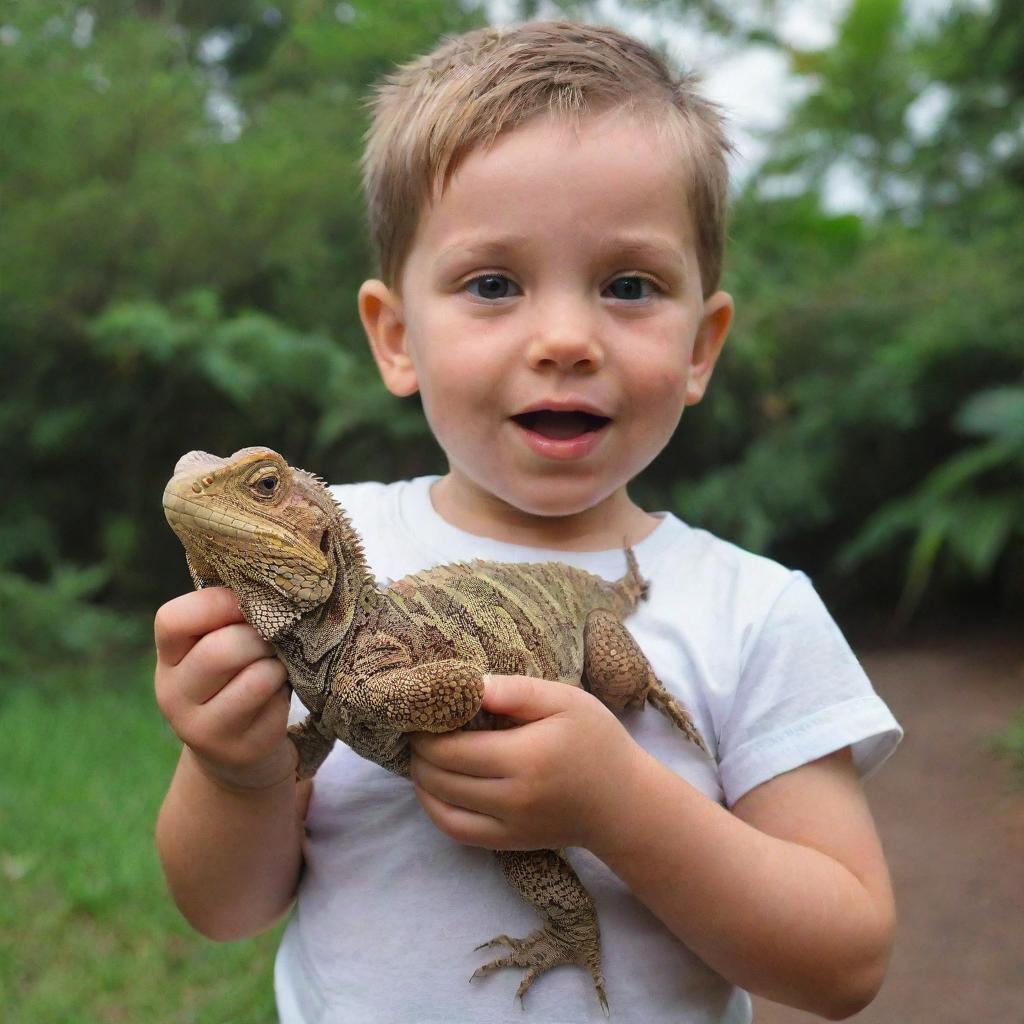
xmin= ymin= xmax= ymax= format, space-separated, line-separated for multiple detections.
xmin=526 ymin=319 xmax=604 ymax=374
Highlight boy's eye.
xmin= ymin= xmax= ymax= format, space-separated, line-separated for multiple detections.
xmin=465 ymin=274 xmax=520 ymax=301
xmin=605 ymin=276 xmax=657 ymax=301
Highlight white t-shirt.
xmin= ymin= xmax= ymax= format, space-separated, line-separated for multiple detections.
xmin=275 ymin=476 xmax=902 ymax=1024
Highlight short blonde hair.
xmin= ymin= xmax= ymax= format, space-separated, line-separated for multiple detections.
xmin=361 ymin=20 xmax=732 ymax=296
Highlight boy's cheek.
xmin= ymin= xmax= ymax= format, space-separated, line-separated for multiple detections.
xmin=644 ymin=365 xmax=691 ymax=403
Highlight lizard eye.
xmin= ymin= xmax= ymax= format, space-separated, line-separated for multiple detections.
xmin=250 ymin=470 xmax=280 ymax=498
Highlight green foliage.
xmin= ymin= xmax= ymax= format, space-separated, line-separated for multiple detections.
xmin=958 ymin=386 xmax=1024 ymax=443
xmin=1 ymin=0 xmax=459 ymax=613
xmin=665 ymin=0 xmax=1024 ymax=613
xmin=671 ymin=195 xmax=1024 ymax=601
xmin=0 ymin=567 xmax=147 ymax=674
xmin=839 ymin=382 xmax=1024 ymax=618
xmin=0 ymin=0 xmax=1021 ymax=625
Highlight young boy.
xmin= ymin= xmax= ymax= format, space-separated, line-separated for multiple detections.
xmin=154 ymin=21 xmax=902 ymax=1023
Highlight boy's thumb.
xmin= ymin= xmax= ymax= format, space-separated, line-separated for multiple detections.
xmin=481 ymin=673 xmax=570 ymax=722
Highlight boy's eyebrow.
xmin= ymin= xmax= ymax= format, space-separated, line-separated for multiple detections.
xmin=597 ymin=236 xmax=687 ymax=269
xmin=435 ymin=234 xmax=532 ymax=264
xmin=434 ymin=234 xmax=686 ymax=269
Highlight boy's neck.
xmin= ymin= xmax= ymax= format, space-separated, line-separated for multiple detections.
xmin=428 ymin=473 xmax=660 ymax=552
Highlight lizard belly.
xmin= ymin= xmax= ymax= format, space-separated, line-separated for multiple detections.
xmin=345 ymin=716 xmax=410 ymax=775
xmin=321 ymin=694 xmax=411 ymax=775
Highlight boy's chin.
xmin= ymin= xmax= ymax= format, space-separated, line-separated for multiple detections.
xmin=494 ymin=479 xmax=626 ymax=520
xmin=440 ymin=464 xmax=630 ymax=519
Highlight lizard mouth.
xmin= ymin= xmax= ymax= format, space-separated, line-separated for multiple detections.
xmin=511 ymin=410 xmax=611 ymax=440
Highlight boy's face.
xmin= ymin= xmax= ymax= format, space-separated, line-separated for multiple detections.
xmin=360 ymin=108 xmax=732 ymax=541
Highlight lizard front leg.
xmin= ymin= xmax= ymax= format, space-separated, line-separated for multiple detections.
xmin=343 ymin=660 xmax=485 ymax=733
xmin=287 ymin=714 xmax=336 ymax=779
xmin=472 ymin=849 xmax=608 ymax=1012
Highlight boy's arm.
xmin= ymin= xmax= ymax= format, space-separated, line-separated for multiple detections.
xmin=589 ymin=745 xmax=895 ymax=1019
xmin=153 ymin=588 xmax=308 ymax=941
xmin=156 ymin=750 xmax=309 ymax=940
xmin=409 ymin=674 xmax=895 ymax=1020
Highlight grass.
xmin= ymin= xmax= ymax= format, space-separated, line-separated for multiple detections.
xmin=0 ymin=654 xmax=280 ymax=1023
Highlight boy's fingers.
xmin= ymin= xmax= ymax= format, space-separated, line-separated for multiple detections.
xmin=413 ymin=783 xmax=506 ymax=849
xmin=407 ymin=724 xmax=524 ymax=778
xmin=480 ymin=673 xmax=574 ymax=723
xmin=411 ymin=729 xmax=509 ymax=778
xmin=411 ymin=714 xmax=559 ymax=778
xmin=154 ymin=587 xmax=246 ymax=667
xmin=157 ymin=625 xmax=278 ymax=718
xmin=237 ymin=669 xmax=292 ymax=733
xmin=182 ymin=623 xmax=277 ymax=699
xmin=411 ymin=753 xmax=504 ymax=814
xmin=201 ymin=656 xmax=290 ymax=735
xmin=243 ymin=681 xmax=296 ymax=750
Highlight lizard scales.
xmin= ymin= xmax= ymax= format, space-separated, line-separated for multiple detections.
xmin=163 ymin=446 xmax=709 ymax=1011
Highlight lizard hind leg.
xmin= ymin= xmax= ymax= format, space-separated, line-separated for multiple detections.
xmin=583 ymin=609 xmax=710 ymax=754
xmin=471 ymin=849 xmax=608 ymax=1013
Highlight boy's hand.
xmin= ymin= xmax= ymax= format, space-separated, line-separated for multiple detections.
xmin=409 ymin=674 xmax=644 ymax=851
xmin=154 ymin=588 xmax=296 ymax=792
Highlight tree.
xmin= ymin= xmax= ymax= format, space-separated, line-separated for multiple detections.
xmin=673 ymin=0 xmax=1024 ymax=614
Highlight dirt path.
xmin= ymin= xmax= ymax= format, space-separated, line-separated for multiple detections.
xmin=753 ymin=625 xmax=1024 ymax=1023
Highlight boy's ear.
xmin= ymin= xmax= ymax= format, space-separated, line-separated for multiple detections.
xmin=358 ymin=279 xmax=419 ymax=397
xmin=685 ymin=290 xmax=734 ymax=406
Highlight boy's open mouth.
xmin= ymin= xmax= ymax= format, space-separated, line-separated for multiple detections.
xmin=511 ymin=409 xmax=611 ymax=440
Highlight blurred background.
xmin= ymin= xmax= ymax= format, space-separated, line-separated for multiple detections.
xmin=1 ymin=1 xmax=1021 ymax=1020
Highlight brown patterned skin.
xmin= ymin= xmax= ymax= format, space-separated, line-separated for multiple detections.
xmin=163 ymin=446 xmax=709 ymax=1011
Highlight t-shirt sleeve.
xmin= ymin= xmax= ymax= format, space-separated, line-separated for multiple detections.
xmin=716 ymin=571 xmax=902 ymax=808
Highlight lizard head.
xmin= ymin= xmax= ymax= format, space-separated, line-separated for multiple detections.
xmin=163 ymin=447 xmax=338 ymax=639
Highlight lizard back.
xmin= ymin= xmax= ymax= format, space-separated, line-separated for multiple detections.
xmin=377 ymin=556 xmax=646 ymax=682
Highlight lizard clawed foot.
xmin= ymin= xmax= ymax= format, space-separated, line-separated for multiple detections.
xmin=469 ymin=927 xmax=608 ymax=1013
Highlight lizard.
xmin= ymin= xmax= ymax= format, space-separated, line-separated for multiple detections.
xmin=162 ymin=446 xmax=710 ymax=1012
